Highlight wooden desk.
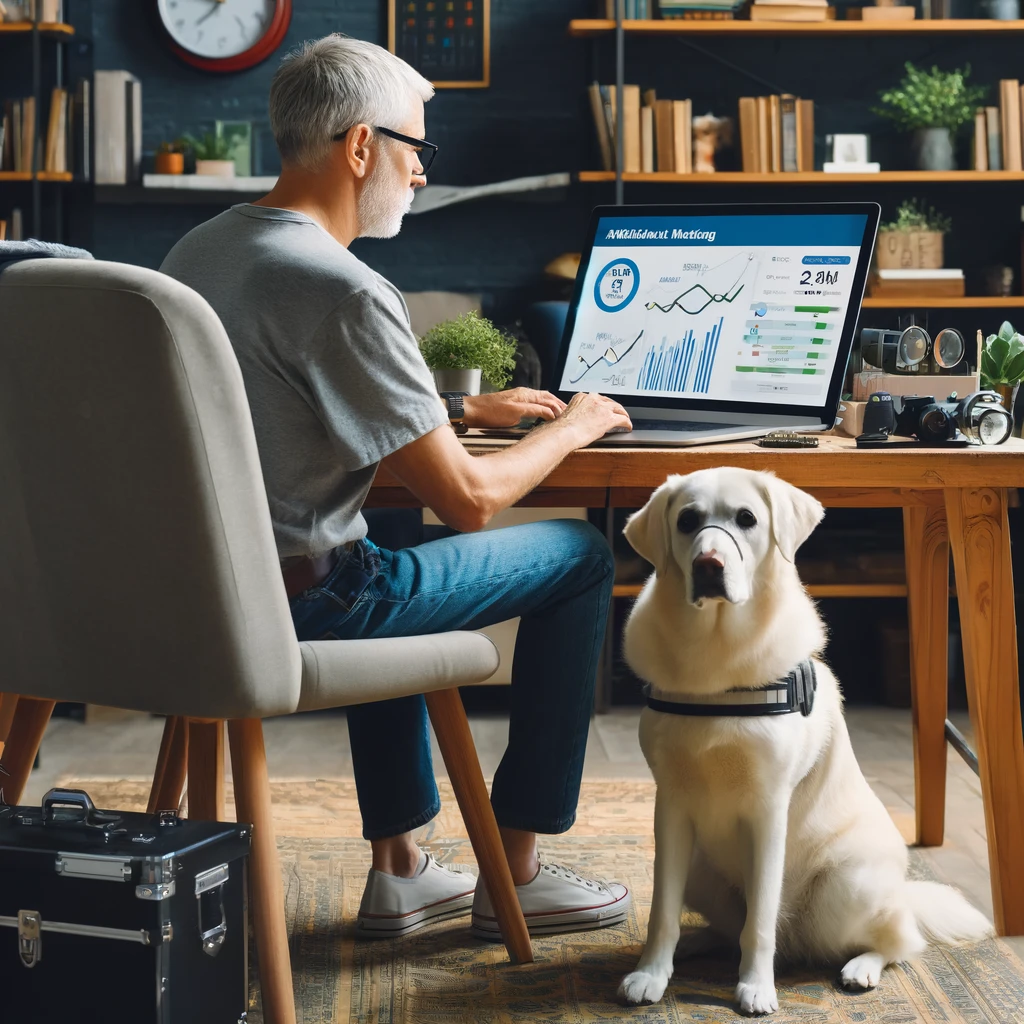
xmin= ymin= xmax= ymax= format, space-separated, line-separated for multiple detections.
xmin=370 ymin=435 xmax=1024 ymax=936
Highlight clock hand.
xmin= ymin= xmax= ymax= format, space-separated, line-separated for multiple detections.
xmin=197 ymin=1 xmax=222 ymax=25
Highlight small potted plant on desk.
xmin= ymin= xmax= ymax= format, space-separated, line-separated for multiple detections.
xmin=876 ymin=198 xmax=951 ymax=270
xmin=179 ymin=132 xmax=235 ymax=177
xmin=980 ymin=320 xmax=1024 ymax=430
xmin=874 ymin=61 xmax=986 ymax=171
xmin=154 ymin=140 xmax=187 ymax=175
xmin=419 ymin=311 xmax=517 ymax=396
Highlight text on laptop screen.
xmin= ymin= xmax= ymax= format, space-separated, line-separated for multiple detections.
xmin=559 ymin=213 xmax=869 ymax=408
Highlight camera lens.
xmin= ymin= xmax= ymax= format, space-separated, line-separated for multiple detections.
xmin=899 ymin=326 xmax=930 ymax=368
xmin=977 ymin=408 xmax=1013 ymax=445
xmin=934 ymin=328 xmax=965 ymax=369
xmin=918 ymin=406 xmax=954 ymax=441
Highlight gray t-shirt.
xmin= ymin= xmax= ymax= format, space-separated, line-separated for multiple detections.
xmin=160 ymin=204 xmax=446 ymax=558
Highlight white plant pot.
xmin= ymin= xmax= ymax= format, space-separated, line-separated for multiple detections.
xmin=433 ymin=368 xmax=482 ymax=395
xmin=194 ymin=159 xmax=236 ymax=177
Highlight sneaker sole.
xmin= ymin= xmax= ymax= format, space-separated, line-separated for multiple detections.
xmin=356 ymin=892 xmax=475 ymax=939
xmin=470 ymin=903 xmax=630 ymax=940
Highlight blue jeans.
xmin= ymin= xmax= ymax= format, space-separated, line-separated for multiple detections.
xmin=288 ymin=518 xmax=614 ymax=840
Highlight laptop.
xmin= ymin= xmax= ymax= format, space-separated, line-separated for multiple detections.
xmin=550 ymin=202 xmax=880 ymax=446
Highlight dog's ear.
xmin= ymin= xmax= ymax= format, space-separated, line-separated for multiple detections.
xmin=624 ymin=479 xmax=677 ymax=576
xmin=759 ymin=473 xmax=824 ymax=563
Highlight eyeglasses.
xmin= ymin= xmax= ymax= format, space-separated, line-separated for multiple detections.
xmin=333 ymin=125 xmax=438 ymax=174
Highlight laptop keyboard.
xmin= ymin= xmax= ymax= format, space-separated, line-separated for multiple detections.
xmin=630 ymin=419 xmax=744 ymax=432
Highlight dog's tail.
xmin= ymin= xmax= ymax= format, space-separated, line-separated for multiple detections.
xmin=906 ymin=881 xmax=994 ymax=946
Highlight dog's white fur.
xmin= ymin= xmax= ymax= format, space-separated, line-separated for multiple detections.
xmin=617 ymin=468 xmax=992 ymax=1016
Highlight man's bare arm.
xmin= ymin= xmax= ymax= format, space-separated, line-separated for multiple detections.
xmin=379 ymin=393 xmax=631 ymax=532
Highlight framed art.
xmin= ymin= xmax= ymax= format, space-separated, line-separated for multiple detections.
xmin=388 ymin=0 xmax=490 ymax=89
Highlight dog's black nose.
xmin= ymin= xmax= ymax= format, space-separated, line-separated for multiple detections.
xmin=691 ymin=552 xmax=727 ymax=600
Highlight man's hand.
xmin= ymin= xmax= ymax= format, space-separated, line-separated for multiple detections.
xmin=462 ymin=388 xmax=566 ymax=428
xmin=547 ymin=391 xmax=632 ymax=446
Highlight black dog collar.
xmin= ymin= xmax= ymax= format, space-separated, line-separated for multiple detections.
xmin=647 ymin=660 xmax=817 ymax=718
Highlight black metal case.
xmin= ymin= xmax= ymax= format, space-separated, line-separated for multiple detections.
xmin=0 ymin=789 xmax=251 ymax=1024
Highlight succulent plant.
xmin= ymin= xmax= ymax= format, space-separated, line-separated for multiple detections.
xmin=980 ymin=321 xmax=1024 ymax=389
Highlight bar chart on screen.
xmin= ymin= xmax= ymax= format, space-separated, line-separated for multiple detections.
xmin=740 ymin=303 xmax=836 ymax=378
xmin=637 ymin=316 xmax=723 ymax=393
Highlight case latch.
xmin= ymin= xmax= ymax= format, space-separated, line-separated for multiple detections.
xmin=18 ymin=910 xmax=41 ymax=968
xmin=195 ymin=863 xmax=229 ymax=957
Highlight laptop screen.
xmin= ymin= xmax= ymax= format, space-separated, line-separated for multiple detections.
xmin=554 ymin=203 xmax=879 ymax=422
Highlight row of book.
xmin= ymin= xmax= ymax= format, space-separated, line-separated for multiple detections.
xmin=737 ymin=95 xmax=815 ymax=173
xmin=600 ymin=0 xmax=655 ymax=16
xmin=0 ymin=0 xmax=63 ymax=22
xmin=0 ymin=208 xmax=24 ymax=241
xmin=749 ymin=0 xmax=832 ymax=21
xmin=972 ymin=80 xmax=1024 ymax=172
xmin=588 ymin=83 xmax=695 ymax=173
xmin=0 ymin=80 xmax=90 ymax=176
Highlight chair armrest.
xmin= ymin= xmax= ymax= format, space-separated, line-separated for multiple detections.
xmin=295 ymin=631 xmax=499 ymax=713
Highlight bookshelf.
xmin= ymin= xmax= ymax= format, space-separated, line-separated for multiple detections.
xmin=0 ymin=21 xmax=74 ymax=37
xmin=569 ymin=18 xmax=1024 ymax=36
xmin=578 ymin=170 xmax=1024 ymax=183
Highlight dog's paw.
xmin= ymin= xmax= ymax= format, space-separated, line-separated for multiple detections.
xmin=735 ymin=978 xmax=779 ymax=1016
xmin=840 ymin=952 xmax=885 ymax=991
xmin=618 ymin=969 xmax=669 ymax=1005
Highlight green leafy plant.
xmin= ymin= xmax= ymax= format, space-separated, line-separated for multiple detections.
xmin=880 ymin=198 xmax=952 ymax=235
xmin=178 ymin=132 xmax=231 ymax=161
xmin=874 ymin=62 xmax=987 ymax=132
xmin=981 ymin=321 xmax=1024 ymax=388
xmin=419 ymin=312 xmax=518 ymax=389
xmin=157 ymin=139 xmax=188 ymax=154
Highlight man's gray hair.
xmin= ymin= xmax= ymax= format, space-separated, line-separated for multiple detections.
xmin=270 ymin=34 xmax=434 ymax=171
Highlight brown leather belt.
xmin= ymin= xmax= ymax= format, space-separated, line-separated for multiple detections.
xmin=281 ymin=545 xmax=348 ymax=599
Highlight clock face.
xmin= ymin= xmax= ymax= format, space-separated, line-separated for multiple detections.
xmin=157 ymin=0 xmax=279 ymax=60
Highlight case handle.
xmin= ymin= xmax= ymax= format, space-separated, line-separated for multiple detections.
xmin=41 ymin=789 xmax=122 ymax=830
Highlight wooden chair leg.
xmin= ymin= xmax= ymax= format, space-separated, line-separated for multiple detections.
xmin=148 ymin=716 xmax=189 ymax=814
xmin=946 ymin=486 xmax=1024 ymax=936
xmin=0 ymin=697 xmax=55 ymax=805
xmin=425 ymin=688 xmax=534 ymax=965
xmin=903 ymin=504 xmax=950 ymax=847
xmin=228 ymin=719 xmax=296 ymax=1024
xmin=0 ymin=693 xmax=19 ymax=761
xmin=187 ymin=720 xmax=225 ymax=821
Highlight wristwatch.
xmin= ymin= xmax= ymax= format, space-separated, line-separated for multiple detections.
xmin=440 ymin=391 xmax=469 ymax=434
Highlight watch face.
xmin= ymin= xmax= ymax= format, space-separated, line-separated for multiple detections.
xmin=158 ymin=0 xmax=278 ymax=59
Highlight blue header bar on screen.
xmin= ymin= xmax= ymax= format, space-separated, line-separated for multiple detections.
xmin=594 ymin=214 xmax=868 ymax=247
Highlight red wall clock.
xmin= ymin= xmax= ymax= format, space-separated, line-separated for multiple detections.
xmin=156 ymin=0 xmax=292 ymax=74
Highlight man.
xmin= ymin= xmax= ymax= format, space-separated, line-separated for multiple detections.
xmin=161 ymin=34 xmax=633 ymax=941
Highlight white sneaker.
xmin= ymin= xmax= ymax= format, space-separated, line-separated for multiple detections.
xmin=355 ymin=852 xmax=476 ymax=938
xmin=471 ymin=861 xmax=631 ymax=939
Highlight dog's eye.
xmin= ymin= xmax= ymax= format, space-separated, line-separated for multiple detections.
xmin=736 ymin=509 xmax=757 ymax=529
xmin=677 ymin=508 xmax=701 ymax=534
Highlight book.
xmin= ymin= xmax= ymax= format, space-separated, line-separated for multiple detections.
xmin=20 ymin=95 xmax=34 ymax=174
xmin=974 ymin=108 xmax=988 ymax=171
xmin=756 ymin=96 xmax=770 ymax=173
xmin=654 ymin=98 xmax=674 ymax=172
xmin=601 ymin=85 xmax=617 ymax=168
xmin=780 ymin=94 xmax=798 ymax=173
xmin=673 ymin=98 xmax=691 ymax=174
xmin=749 ymin=4 xmax=834 ymax=17
xmin=0 ymin=220 xmax=6 ymax=242
xmin=1001 ymin=80 xmax=1022 ymax=172
xmin=641 ymin=103 xmax=654 ymax=173
xmin=823 ymin=161 xmax=880 ymax=173
xmin=738 ymin=96 xmax=757 ymax=173
xmin=769 ymin=94 xmax=781 ymax=173
xmin=869 ymin=268 xmax=966 ymax=299
xmin=126 ymin=78 xmax=142 ymax=183
xmin=44 ymin=86 xmax=64 ymax=172
xmin=74 ymin=77 xmax=90 ymax=180
xmin=588 ymin=82 xmax=613 ymax=172
xmin=986 ymin=106 xmax=1002 ymax=172
xmin=94 ymin=70 xmax=139 ymax=184
xmin=623 ymin=83 xmax=641 ymax=173
xmin=797 ymin=98 xmax=814 ymax=172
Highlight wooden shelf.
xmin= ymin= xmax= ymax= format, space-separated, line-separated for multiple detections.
xmin=569 ymin=17 xmax=1024 ymax=37
xmin=0 ymin=21 xmax=74 ymax=38
xmin=863 ymin=296 xmax=1024 ymax=308
xmin=612 ymin=582 xmax=909 ymax=599
xmin=0 ymin=171 xmax=74 ymax=182
xmin=578 ymin=170 xmax=1024 ymax=184
xmin=0 ymin=171 xmax=32 ymax=181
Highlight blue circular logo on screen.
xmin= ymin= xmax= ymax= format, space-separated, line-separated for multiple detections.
xmin=594 ymin=258 xmax=640 ymax=312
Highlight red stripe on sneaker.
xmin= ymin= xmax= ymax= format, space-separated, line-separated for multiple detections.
xmin=359 ymin=888 xmax=476 ymax=920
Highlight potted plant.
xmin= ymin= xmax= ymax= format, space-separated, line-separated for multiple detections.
xmin=874 ymin=62 xmax=987 ymax=171
xmin=154 ymin=140 xmax=186 ymax=175
xmin=419 ymin=311 xmax=517 ymax=395
xmin=876 ymin=199 xmax=951 ymax=270
xmin=179 ymin=132 xmax=235 ymax=177
xmin=980 ymin=320 xmax=1024 ymax=423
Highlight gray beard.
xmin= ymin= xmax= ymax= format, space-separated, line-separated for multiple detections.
xmin=358 ymin=164 xmax=413 ymax=239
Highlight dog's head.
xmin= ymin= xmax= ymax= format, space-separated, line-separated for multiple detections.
xmin=624 ymin=468 xmax=823 ymax=606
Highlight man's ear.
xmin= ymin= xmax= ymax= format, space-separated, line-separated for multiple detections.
xmin=759 ymin=472 xmax=824 ymax=563
xmin=624 ymin=478 xmax=678 ymax=577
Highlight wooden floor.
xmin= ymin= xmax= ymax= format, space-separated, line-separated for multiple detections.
xmin=24 ymin=704 xmax=1024 ymax=961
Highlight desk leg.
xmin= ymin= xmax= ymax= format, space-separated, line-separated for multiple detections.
xmin=945 ymin=486 xmax=1024 ymax=936
xmin=903 ymin=504 xmax=950 ymax=847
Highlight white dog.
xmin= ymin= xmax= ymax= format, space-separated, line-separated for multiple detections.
xmin=617 ymin=468 xmax=992 ymax=1016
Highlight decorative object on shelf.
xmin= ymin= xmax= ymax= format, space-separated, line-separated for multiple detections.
xmin=984 ymin=265 xmax=1015 ymax=297
xmin=874 ymin=62 xmax=987 ymax=172
xmin=876 ymin=198 xmax=950 ymax=269
xmin=215 ymin=120 xmax=252 ymax=177
xmin=979 ymin=319 xmax=1024 ymax=419
xmin=977 ymin=0 xmax=1020 ymax=18
xmin=180 ymin=132 xmax=235 ymax=177
xmin=692 ymin=113 xmax=732 ymax=173
xmin=749 ymin=0 xmax=833 ymax=22
xmin=659 ymin=0 xmax=744 ymax=18
xmin=388 ymin=0 xmax=490 ymax=89
xmin=153 ymin=140 xmax=186 ymax=175
xmin=846 ymin=2 xmax=916 ymax=19
xmin=154 ymin=0 xmax=292 ymax=74
xmin=419 ymin=311 xmax=517 ymax=395
xmin=823 ymin=132 xmax=880 ymax=172
xmin=94 ymin=71 xmax=142 ymax=184
xmin=0 ymin=0 xmax=32 ymax=22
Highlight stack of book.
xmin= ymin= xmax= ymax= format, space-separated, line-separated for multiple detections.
xmin=737 ymin=95 xmax=815 ymax=173
xmin=589 ymin=83 xmax=694 ymax=174
xmin=973 ymin=80 xmax=1024 ymax=172
xmin=749 ymin=0 xmax=833 ymax=20
xmin=868 ymin=268 xmax=966 ymax=299
xmin=659 ymin=0 xmax=746 ymax=18
xmin=601 ymin=0 xmax=654 ymax=16
xmin=1 ymin=81 xmax=89 ymax=177
xmin=1 ymin=97 xmax=36 ymax=173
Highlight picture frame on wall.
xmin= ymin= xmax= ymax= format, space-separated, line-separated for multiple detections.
xmin=388 ymin=0 xmax=490 ymax=90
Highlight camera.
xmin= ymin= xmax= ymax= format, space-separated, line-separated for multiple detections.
xmin=892 ymin=391 xmax=1013 ymax=445
xmin=861 ymin=325 xmax=965 ymax=374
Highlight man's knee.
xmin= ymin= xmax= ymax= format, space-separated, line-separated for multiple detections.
xmin=543 ymin=518 xmax=615 ymax=581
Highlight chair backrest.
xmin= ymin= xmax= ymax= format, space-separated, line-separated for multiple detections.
xmin=0 ymin=259 xmax=302 ymax=718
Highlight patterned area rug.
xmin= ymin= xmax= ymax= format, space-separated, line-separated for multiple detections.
xmin=61 ymin=778 xmax=1024 ymax=1024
